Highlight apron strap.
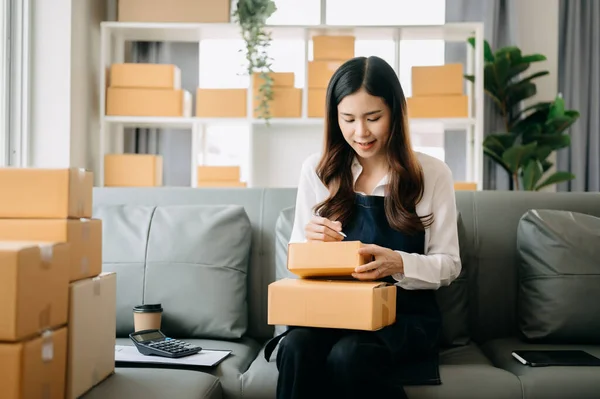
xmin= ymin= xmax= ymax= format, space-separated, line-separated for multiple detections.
xmin=264 ymin=328 xmax=293 ymax=362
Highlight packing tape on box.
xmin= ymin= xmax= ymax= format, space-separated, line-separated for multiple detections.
xmin=39 ymin=304 xmax=51 ymax=329
xmin=41 ymin=330 xmax=54 ymax=363
xmin=81 ymin=257 xmax=89 ymax=276
xmin=38 ymin=243 xmax=54 ymax=269
xmin=81 ymin=218 xmax=90 ymax=241
xmin=77 ymin=168 xmax=86 ymax=216
xmin=93 ymin=276 xmax=101 ymax=296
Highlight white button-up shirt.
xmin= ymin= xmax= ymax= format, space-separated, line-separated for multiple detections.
xmin=289 ymin=151 xmax=462 ymax=290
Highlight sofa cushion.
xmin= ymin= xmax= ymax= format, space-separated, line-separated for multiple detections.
xmin=81 ymin=367 xmax=222 ymax=399
xmin=93 ymin=205 xmax=155 ymax=337
xmin=144 ymin=205 xmax=252 ymax=339
xmin=517 ymin=209 xmax=600 ymax=344
xmin=482 ymin=337 xmax=600 ymax=399
xmin=242 ymin=343 xmax=521 ymax=399
xmin=115 ymin=336 xmax=260 ymax=399
xmin=273 ymin=206 xmax=470 ymax=347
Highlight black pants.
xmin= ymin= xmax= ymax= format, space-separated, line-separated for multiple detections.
xmin=275 ymin=327 xmax=409 ymax=399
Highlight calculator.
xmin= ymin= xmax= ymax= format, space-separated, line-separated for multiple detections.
xmin=129 ymin=329 xmax=202 ymax=358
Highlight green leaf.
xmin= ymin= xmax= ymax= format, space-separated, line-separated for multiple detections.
xmin=519 ymin=54 xmax=547 ymax=63
xmin=464 ymin=74 xmax=475 ymax=83
xmin=510 ymin=101 xmax=552 ymax=126
xmin=493 ymin=54 xmax=512 ymax=87
xmin=531 ymin=135 xmax=571 ymax=150
xmin=549 ymin=95 xmax=565 ymax=118
xmin=535 ymin=171 xmax=575 ymax=190
xmin=522 ymin=160 xmax=544 ymax=190
xmin=506 ymin=82 xmax=537 ymax=110
xmin=509 ymin=70 xmax=550 ymax=88
xmin=483 ymin=147 xmax=512 ymax=175
xmin=544 ymin=113 xmax=579 ymax=134
xmin=541 ymin=160 xmax=553 ymax=172
xmin=468 ymin=37 xmax=495 ymax=62
xmin=502 ymin=142 xmax=538 ymax=173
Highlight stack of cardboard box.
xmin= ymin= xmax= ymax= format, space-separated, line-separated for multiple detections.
xmin=252 ymin=72 xmax=302 ymax=118
xmin=308 ymin=35 xmax=356 ymax=118
xmin=406 ymin=64 xmax=469 ymax=118
xmin=268 ymin=241 xmax=397 ymax=331
xmin=0 ymin=168 xmax=116 ymax=398
xmin=197 ymin=165 xmax=246 ymax=188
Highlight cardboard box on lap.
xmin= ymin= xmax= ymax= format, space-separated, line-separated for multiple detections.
xmin=287 ymin=241 xmax=372 ymax=278
xmin=268 ymin=278 xmax=396 ymax=330
xmin=0 ymin=327 xmax=68 ymax=399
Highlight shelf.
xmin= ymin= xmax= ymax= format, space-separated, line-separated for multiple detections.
xmin=103 ymin=116 xmax=196 ymax=129
xmin=101 ymin=22 xmax=482 ymax=43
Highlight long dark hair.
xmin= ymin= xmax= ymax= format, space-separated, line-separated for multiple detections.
xmin=314 ymin=56 xmax=433 ymax=234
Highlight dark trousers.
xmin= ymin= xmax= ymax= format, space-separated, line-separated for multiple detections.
xmin=275 ymin=327 xmax=409 ymax=399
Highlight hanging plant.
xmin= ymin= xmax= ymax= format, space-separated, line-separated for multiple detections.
xmin=233 ymin=0 xmax=277 ymax=122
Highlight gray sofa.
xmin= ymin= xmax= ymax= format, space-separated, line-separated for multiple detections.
xmin=82 ymin=187 xmax=600 ymax=399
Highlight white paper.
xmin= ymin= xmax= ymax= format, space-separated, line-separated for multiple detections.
xmin=114 ymin=345 xmax=231 ymax=367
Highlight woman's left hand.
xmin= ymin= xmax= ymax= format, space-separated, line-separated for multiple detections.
xmin=352 ymin=244 xmax=404 ymax=280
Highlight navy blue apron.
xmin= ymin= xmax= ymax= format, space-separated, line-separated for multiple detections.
xmin=265 ymin=193 xmax=442 ymax=387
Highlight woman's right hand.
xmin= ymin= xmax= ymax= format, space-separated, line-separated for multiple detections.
xmin=305 ymin=216 xmax=344 ymax=242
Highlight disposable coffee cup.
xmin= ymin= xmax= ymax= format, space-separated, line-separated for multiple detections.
xmin=133 ymin=304 xmax=163 ymax=332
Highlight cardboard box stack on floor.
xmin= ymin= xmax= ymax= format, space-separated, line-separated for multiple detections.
xmin=252 ymin=72 xmax=302 ymax=118
xmin=308 ymin=35 xmax=356 ymax=118
xmin=196 ymin=166 xmax=246 ymax=188
xmin=0 ymin=168 xmax=116 ymax=399
xmin=268 ymin=241 xmax=397 ymax=331
xmin=406 ymin=64 xmax=469 ymax=118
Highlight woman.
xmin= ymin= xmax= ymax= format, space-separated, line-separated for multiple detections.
xmin=270 ymin=56 xmax=461 ymax=399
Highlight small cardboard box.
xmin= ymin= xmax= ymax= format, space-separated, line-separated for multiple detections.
xmin=287 ymin=241 xmax=372 ymax=278
xmin=252 ymin=72 xmax=295 ymax=88
xmin=106 ymin=88 xmax=192 ymax=117
xmin=196 ymin=89 xmax=247 ymax=118
xmin=0 ymin=168 xmax=92 ymax=219
xmin=268 ymin=278 xmax=396 ymax=330
xmin=313 ymin=35 xmax=355 ymax=61
xmin=197 ymin=166 xmax=241 ymax=182
xmin=308 ymin=88 xmax=326 ymax=118
xmin=454 ymin=182 xmax=478 ymax=191
xmin=67 ymin=273 xmax=116 ymax=399
xmin=0 ymin=219 xmax=102 ymax=282
xmin=406 ymin=95 xmax=469 ymax=118
xmin=196 ymin=181 xmax=247 ymax=188
xmin=0 ymin=327 xmax=68 ymax=399
xmin=110 ymin=63 xmax=181 ymax=90
xmin=308 ymin=60 xmax=344 ymax=89
xmin=104 ymin=154 xmax=163 ymax=187
xmin=253 ymin=87 xmax=302 ymax=118
xmin=0 ymin=242 xmax=70 ymax=341
xmin=411 ymin=64 xmax=464 ymax=96
xmin=118 ymin=0 xmax=230 ymax=23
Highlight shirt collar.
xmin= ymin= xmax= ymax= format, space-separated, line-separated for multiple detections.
xmin=351 ymin=156 xmax=390 ymax=193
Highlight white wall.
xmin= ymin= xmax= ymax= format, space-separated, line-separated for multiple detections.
xmin=29 ymin=0 xmax=105 ymax=169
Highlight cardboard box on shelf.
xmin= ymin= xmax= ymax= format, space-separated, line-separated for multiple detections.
xmin=0 ymin=242 xmax=70 ymax=341
xmin=110 ymin=63 xmax=181 ymax=90
xmin=406 ymin=95 xmax=469 ymax=118
xmin=196 ymin=89 xmax=247 ymax=118
xmin=0 ymin=327 xmax=68 ymax=399
xmin=196 ymin=181 xmax=247 ymax=188
xmin=313 ymin=35 xmax=355 ymax=61
xmin=0 ymin=168 xmax=92 ymax=219
xmin=106 ymin=88 xmax=192 ymax=117
xmin=0 ymin=219 xmax=102 ymax=283
xmin=252 ymin=72 xmax=295 ymax=88
xmin=308 ymin=60 xmax=344 ymax=89
xmin=454 ymin=182 xmax=478 ymax=191
xmin=411 ymin=64 xmax=464 ymax=97
xmin=118 ymin=0 xmax=230 ymax=23
xmin=197 ymin=166 xmax=241 ymax=182
xmin=287 ymin=241 xmax=372 ymax=278
xmin=268 ymin=278 xmax=396 ymax=330
xmin=253 ymin=87 xmax=302 ymax=118
xmin=67 ymin=272 xmax=116 ymax=399
xmin=308 ymin=88 xmax=327 ymax=118
xmin=104 ymin=154 xmax=163 ymax=187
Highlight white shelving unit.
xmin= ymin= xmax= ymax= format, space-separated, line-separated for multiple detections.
xmin=99 ymin=21 xmax=484 ymax=189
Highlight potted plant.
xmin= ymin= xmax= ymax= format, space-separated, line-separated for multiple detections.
xmin=233 ymin=0 xmax=277 ymax=122
xmin=465 ymin=38 xmax=579 ymax=190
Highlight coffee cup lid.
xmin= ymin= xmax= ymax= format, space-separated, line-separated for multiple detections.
xmin=133 ymin=304 xmax=163 ymax=313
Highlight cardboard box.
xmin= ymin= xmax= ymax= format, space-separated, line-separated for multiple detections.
xmin=104 ymin=154 xmax=163 ymax=187
xmin=308 ymin=60 xmax=344 ymax=89
xmin=0 ymin=219 xmax=102 ymax=282
xmin=0 ymin=168 xmax=92 ymax=219
xmin=0 ymin=242 xmax=69 ymax=341
xmin=253 ymin=72 xmax=295 ymax=88
xmin=313 ymin=36 xmax=355 ymax=61
xmin=0 ymin=327 xmax=68 ymax=399
xmin=411 ymin=64 xmax=464 ymax=96
xmin=454 ymin=182 xmax=478 ymax=191
xmin=308 ymin=88 xmax=326 ymax=118
xmin=197 ymin=166 xmax=241 ymax=182
xmin=196 ymin=89 xmax=247 ymax=118
xmin=287 ymin=241 xmax=371 ymax=278
xmin=118 ymin=0 xmax=230 ymax=23
xmin=196 ymin=181 xmax=247 ymax=188
xmin=253 ymin=87 xmax=302 ymax=118
xmin=67 ymin=273 xmax=116 ymax=399
xmin=106 ymin=88 xmax=192 ymax=117
xmin=110 ymin=63 xmax=181 ymax=90
xmin=406 ymin=95 xmax=469 ymax=118
xmin=268 ymin=279 xmax=396 ymax=330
